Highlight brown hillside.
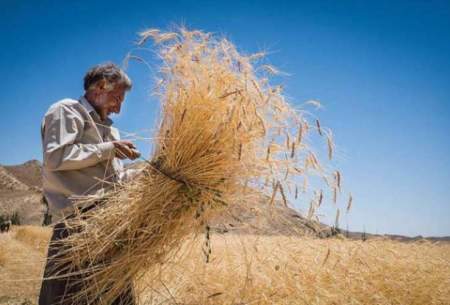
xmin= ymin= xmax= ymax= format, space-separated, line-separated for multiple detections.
xmin=0 ymin=190 xmax=44 ymax=225
xmin=1 ymin=160 xmax=448 ymax=242
xmin=4 ymin=160 xmax=42 ymax=190
xmin=0 ymin=161 xmax=328 ymax=237
xmin=0 ymin=161 xmax=327 ymax=237
xmin=0 ymin=166 xmax=29 ymax=192
xmin=210 ymin=199 xmax=332 ymax=237
xmin=0 ymin=161 xmax=43 ymax=225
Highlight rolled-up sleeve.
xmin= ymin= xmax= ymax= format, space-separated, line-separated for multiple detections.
xmin=42 ymin=104 xmax=116 ymax=171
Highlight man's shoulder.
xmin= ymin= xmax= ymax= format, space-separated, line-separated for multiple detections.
xmin=48 ymin=98 xmax=79 ymax=110
xmin=45 ymin=98 xmax=83 ymax=116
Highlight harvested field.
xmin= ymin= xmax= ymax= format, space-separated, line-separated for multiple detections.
xmin=0 ymin=226 xmax=449 ymax=305
xmin=0 ymin=226 xmax=51 ymax=304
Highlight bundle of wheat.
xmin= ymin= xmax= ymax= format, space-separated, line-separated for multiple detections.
xmin=51 ymin=27 xmax=340 ymax=304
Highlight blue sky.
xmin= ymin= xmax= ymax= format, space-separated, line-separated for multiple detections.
xmin=1 ymin=0 xmax=449 ymax=237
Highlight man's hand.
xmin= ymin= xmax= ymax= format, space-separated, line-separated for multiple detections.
xmin=112 ymin=140 xmax=141 ymax=160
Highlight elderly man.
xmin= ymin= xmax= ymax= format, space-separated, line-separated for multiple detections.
xmin=39 ymin=63 xmax=139 ymax=305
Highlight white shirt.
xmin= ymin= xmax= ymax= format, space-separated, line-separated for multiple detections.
xmin=41 ymin=96 xmax=129 ymax=218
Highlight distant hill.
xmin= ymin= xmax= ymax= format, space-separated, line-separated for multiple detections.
xmin=3 ymin=160 xmax=42 ymax=190
xmin=209 ymin=198 xmax=333 ymax=237
xmin=0 ymin=166 xmax=30 ymax=192
xmin=0 ymin=160 xmax=449 ymax=242
xmin=0 ymin=160 xmax=43 ymax=225
xmin=0 ymin=160 xmax=331 ymax=236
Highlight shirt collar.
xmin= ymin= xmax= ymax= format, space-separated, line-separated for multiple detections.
xmin=79 ymin=96 xmax=113 ymax=126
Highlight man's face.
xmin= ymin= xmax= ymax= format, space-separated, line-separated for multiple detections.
xmin=93 ymin=84 xmax=127 ymax=120
xmin=102 ymin=86 xmax=126 ymax=115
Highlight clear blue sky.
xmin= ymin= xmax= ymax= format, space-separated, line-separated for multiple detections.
xmin=1 ymin=0 xmax=449 ymax=237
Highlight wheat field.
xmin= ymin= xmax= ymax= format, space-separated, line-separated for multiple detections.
xmin=0 ymin=225 xmax=449 ymax=305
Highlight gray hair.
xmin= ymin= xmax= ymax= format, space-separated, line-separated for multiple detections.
xmin=83 ymin=62 xmax=132 ymax=92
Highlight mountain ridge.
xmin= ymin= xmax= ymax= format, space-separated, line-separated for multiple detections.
xmin=0 ymin=160 xmax=449 ymax=242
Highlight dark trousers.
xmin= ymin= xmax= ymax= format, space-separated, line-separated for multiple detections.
xmin=38 ymin=209 xmax=135 ymax=305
